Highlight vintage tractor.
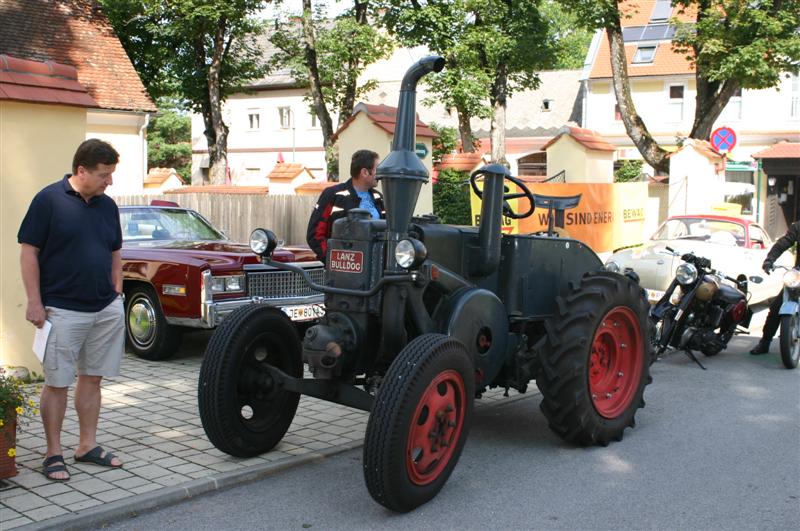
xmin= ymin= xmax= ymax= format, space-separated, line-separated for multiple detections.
xmin=198 ymin=56 xmax=652 ymax=512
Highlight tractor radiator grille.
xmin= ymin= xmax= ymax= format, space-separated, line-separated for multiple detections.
xmin=247 ymin=268 xmax=324 ymax=299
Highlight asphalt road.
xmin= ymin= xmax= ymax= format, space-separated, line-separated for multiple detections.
xmin=96 ymin=326 xmax=800 ymax=531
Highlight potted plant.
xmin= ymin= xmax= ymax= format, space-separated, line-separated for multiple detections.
xmin=0 ymin=367 xmax=38 ymax=479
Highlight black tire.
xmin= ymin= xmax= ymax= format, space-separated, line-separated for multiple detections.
xmin=701 ymin=344 xmax=724 ymax=357
xmin=363 ymin=334 xmax=474 ymax=512
xmin=536 ymin=271 xmax=652 ymax=446
xmin=125 ymin=285 xmax=182 ymax=361
xmin=779 ymin=314 xmax=800 ymax=369
xmin=198 ymin=305 xmax=302 ymax=457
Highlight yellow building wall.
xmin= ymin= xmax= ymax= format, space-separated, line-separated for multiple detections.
xmin=631 ymin=80 xmax=663 ymax=92
xmin=336 ymin=113 xmax=434 ymax=215
xmin=583 ymin=148 xmax=615 ymax=183
xmin=0 ymin=101 xmax=87 ymax=370
xmin=590 ymin=82 xmax=611 ymax=94
xmin=546 ymin=136 xmax=588 ymax=182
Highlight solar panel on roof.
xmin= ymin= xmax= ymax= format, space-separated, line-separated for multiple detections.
xmin=643 ymin=25 xmax=669 ymax=40
xmin=622 ymin=26 xmax=646 ymax=42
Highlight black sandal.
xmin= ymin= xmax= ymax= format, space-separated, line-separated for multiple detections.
xmin=74 ymin=445 xmax=122 ymax=468
xmin=42 ymin=455 xmax=70 ymax=481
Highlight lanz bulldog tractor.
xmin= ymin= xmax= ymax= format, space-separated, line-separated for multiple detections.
xmin=198 ymin=56 xmax=652 ymax=512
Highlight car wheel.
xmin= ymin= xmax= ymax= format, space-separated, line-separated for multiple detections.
xmin=125 ymin=285 xmax=182 ymax=361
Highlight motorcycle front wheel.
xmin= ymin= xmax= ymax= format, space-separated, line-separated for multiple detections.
xmin=779 ymin=313 xmax=800 ymax=369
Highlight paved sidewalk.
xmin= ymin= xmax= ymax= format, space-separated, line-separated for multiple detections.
xmin=0 ymin=332 xmax=521 ymax=530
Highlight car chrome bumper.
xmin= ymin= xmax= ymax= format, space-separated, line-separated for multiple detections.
xmin=166 ymin=294 xmax=325 ymax=328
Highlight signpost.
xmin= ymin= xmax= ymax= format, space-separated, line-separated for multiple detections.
xmin=710 ymin=126 xmax=737 ymax=153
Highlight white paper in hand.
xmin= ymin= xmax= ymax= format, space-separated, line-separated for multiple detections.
xmin=32 ymin=320 xmax=52 ymax=363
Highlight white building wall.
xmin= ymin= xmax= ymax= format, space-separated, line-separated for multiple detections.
xmin=87 ymin=110 xmax=149 ymax=195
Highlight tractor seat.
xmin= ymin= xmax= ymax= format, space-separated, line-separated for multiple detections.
xmin=533 ymin=193 xmax=582 ymax=237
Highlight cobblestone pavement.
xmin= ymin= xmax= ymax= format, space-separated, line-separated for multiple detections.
xmin=0 ymin=332 xmax=523 ymax=530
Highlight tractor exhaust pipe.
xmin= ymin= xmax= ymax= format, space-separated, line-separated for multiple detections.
xmin=376 ymin=55 xmax=445 ymax=270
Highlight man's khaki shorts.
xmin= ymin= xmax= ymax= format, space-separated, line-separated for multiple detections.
xmin=43 ymin=297 xmax=125 ymax=387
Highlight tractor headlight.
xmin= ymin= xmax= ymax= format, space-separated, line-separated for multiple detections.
xmin=783 ymin=269 xmax=800 ymax=289
xmin=250 ymin=228 xmax=277 ymax=257
xmin=395 ymin=238 xmax=427 ymax=269
xmin=605 ymin=260 xmax=621 ymax=273
xmin=675 ymin=263 xmax=698 ymax=285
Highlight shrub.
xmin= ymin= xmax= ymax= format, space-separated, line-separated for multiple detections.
xmin=433 ymin=168 xmax=472 ymax=225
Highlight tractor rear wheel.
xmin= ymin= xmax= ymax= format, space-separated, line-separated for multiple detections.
xmin=198 ymin=305 xmax=302 ymax=457
xmin=363 ymin=334 xmax=474 ymax=512
xmin=536 ymin=271 xmax=652 ymax=446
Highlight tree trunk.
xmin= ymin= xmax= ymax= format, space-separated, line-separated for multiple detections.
xmin=607 ymin=22 xmax=670 ymax=175
xmin=456 ymin=106 xmax=475 ymax=153
xmin=691 ymin=77 xmax=740 ymax=141
xmin=490 ymin=63 xmax=508 ymax=166
xmin=207 ymin=20 xmax=229 ymax=185
xmin=192 ymin=35 xmax=213 ymax=186
xmin=301 ymin=0 xmax=337 ymax=179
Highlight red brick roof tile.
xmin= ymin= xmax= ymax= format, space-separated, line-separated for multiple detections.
xmin=667 ymin=139 xmax=723 ymax=161
xmin=542 ymin=127 xmax=616 ymax=152
xmin=332 ymin=102 xmax=436 ymax=142
xmin=0 ymin=0 xmax=155 ymax=112
xmin=440 ymin=153 xmax=484 ymax=172
xmin=267 ymin=162 xmax=309 ymax=182
xmin=0 ymin=54 xmax=98 ymax=107
xmin=751 ymin=142 xmax=800 ymax=159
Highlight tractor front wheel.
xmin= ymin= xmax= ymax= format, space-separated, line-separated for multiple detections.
xmin=363 ymin=334 xmax=474 ymax=512
xmin=536 ymin=271 xmax=652 ymax=446
xmin=198 ymin=305 xmax=302 ymax=457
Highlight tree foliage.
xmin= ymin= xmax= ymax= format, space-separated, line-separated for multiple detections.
xmin=430 ymin=122 xmax=460 ymax=163
xmin=614 ymin=159 xmax=644 ymax=182
xmin=269 ymin=1 xmax=394 ymax=179
xmin=433 ymin=169 xmax=473 ymax=225
xmin=147 ymin=101 xmax=192 ymax=184
xmin=101 ymin=0 xmax=269 ymax=185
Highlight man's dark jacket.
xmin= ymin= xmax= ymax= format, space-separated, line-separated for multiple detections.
xmin=306 ymin=179 xmax=385 ymax=262
xmin=766 ymin=221 xmax=800 ymax=268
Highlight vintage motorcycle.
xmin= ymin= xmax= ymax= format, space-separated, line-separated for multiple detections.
xmin=650 ymin=248 xmax=760 ymax=368
xmin=771 ymin=265 xmax=800 ymax=369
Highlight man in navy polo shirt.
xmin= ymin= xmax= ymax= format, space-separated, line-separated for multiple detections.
xmin=19 ymin=139 xmax=125 ymax=481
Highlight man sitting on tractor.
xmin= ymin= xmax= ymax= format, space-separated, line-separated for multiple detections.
xmin=306 ymin=149 xmax=385 ymax=263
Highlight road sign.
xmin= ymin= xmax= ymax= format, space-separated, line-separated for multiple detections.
xmin=415 ymin=142 xmax=428 ymax=159
xmin=710 ymin=126 xmax=737 ymax=153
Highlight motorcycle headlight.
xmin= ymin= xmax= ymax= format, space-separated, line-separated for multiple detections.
xmin=605 ymin=260 xmax=621 ymax=273
xmin=675 ymin=263 xmax=698 ymax=285
xmin=394 ymin=238 xmax=427 ymax=269
xmin=210 ymin=274 xmax=245 ymax=293
xmin=250 ymin=228 xmax=277 ymax=256
xmin=783 ymin=269 xmax=800 ymax=289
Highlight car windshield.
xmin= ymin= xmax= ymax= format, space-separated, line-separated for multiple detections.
xmin=652 ymin=218 xmax=746 ymax=247
xmin=120 ymin=208 xmax=225 ymax=242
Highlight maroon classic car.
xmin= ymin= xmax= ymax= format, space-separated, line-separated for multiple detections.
xmin=120 ymin=203 xmax=324 ymax=360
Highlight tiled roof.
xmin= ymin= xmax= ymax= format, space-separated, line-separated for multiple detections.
xmin=0 ymin=54 xmax=97 ymax=107
xmin=440 ymin=153 xmax=484 ymax=172
xmin=668 ymin=138 xmax=723 ymax=161
xmin=542 ymin=126 xmax=616 ymax=152
xmin=0 ymin=0 xmax=156 ymax=112
xmin=752 ymin=142 xmax=800 ymax=159
xmin=475 ymin=137 xmax=549 ymax=155
xmin=332 ymin=102 xmax=436 ymax=142
xmin=267 ymin=162 xmax=310 ymax=182
xmin=588 ymin=0 xmax=697 ymax=80
xmin=144 ymin=167 xmax=179 ymax=185
xmin=165 ymin=185 xmax=268 ymax=195
xmin=295 ymin=181 xmax=337 ymax=195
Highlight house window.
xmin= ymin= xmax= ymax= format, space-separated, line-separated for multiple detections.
xmin=723 ymin=87 xmax=742 ymax=120
xmin=541 ymin=99 xmax=553 ymax=111
xmin=278 ymin=106 xmax=292 ymax=129
xmin=614 ymin=103 xmax=622 ymax=121
xmin=247 ymin=111 xmax=260 ymax=131
xmin=633 ymin=45 xmax=657 ymax=64
xmin=791 ymin=73 xmax=800 ymax=119
xmin=668 ymin=84 xmax=684 ymax=121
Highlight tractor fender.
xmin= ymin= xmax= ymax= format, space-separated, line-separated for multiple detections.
xmin=442 ymin=288 xmax=509 ymax=386
xmin=779 ymin=300 xmax=799 ymax=316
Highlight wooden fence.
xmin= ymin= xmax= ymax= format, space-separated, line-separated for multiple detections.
xmin=113 ymin=193 xmax=318 ymax=245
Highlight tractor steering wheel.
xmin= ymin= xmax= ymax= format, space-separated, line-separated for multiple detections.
xmin=469 ymin=167 xmax=535 ymax=219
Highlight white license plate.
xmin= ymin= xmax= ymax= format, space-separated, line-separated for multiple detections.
xmin=281 ymin=304 xmax=325 ymax=322
xmin=646 ymin=289 xmax=665 ymax=303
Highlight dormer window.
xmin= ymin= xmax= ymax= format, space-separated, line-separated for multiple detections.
xmin=650 ymin=0 xmax=672 ymax=22
xmin=633 ymin=45 xmax=657 ymax=64
xmin=541 ymin=99 xmax=553 ymax=111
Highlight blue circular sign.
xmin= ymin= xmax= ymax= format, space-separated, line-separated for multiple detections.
xmin=710 ymin=126 xmax=737 ymax=152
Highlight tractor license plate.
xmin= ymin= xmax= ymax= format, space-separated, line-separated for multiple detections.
xmin=329 ymin=250 xmax=364 ymax=274
xmin=281 ymin=304 xmax=325 ymax=322
xmin=646 ymin=289 xmax=665 ymax=304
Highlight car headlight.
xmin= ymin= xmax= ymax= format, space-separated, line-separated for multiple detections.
xmin=250 ymin=228 xmax=278 ymax=256
xmin=783 ymin=269 xmax=800 ymax=289
xmin=675 ymin=263 xmax=698 ymax=285
xmin=605 ymin=260 xmax=621 ymax=273
xmin=211 ymin=274 xmax=245 ymax=293
xmin=394 ymin=238 xmax=427 ymax=269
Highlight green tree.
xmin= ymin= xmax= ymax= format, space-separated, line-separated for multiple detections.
xmin=541 ymin=0 xmax=594 ymax=69
xmin=614 ymin=159 xmax=643 ymax=182
xmin=433 ymin=169 xmax=473 ymax=224
xmin=101 ymin=0 xmax=269 ymax=185
xmin=429 ymin=122 xmax=459 ymax=162
xmin=148 ymin=101 xmax=193 ymax=184
xmin=381 ymin=1 xmax=558 ymax=163
xmin=269 ymin=1 xmax=394 ymax=178
xmin=563 ymin=0 xmax=800 ymax=174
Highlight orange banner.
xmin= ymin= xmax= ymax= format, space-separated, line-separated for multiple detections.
xmin=470 ymin=181 xmax=647 ymax=253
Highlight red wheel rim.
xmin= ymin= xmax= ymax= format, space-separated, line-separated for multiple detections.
xmin=589 ymin=306 xmax=643 ymax=418
xmin=406 ymin=369 xmax=466 ymax=486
